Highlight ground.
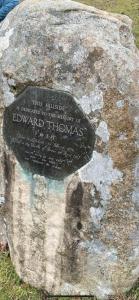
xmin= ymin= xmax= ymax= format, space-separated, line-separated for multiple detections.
xmin=0 ymin=250 xmax=139 ymax=300
xmin=0 ymin=0 xmax=139 ymax=299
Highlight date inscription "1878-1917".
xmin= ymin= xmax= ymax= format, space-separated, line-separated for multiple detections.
xmin=3 ymin=87 xmax=95 ymax=180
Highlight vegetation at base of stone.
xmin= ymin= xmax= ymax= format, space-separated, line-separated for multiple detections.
xmin=0 ymin=252 xmax=139 ymax=299
xmin=127 ymin=282 xmax=139 ymax=300
xmin=0 ymin=252 xmax=43 ymax=300
xmin=76 ymin=0 xmax=139 ymax=48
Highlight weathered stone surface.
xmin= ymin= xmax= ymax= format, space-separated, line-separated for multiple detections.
xmin=0 ymin=0 xmax=139 ymax=298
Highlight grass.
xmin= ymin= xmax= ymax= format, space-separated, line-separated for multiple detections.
xmin=0 ymin=0 xmax=139 ymax=299
xmin=0 ymin=252 xmax=43 ymax=300
xmin=75 ymin=0 xmax=139 ymax=48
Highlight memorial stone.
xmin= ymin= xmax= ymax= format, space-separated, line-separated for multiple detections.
xmin=0 ymin=0 xmax=139 ymax=299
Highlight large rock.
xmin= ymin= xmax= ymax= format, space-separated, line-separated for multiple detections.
xmin=0 ymin=0 xmax=139 ymax=298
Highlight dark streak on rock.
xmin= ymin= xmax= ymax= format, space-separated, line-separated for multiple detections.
xmin=61 ymin=178 xmax=84 ymax=284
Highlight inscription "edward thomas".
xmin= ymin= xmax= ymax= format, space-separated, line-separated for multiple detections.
xmin=13 ymin=113 xmax=85 ymax=136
